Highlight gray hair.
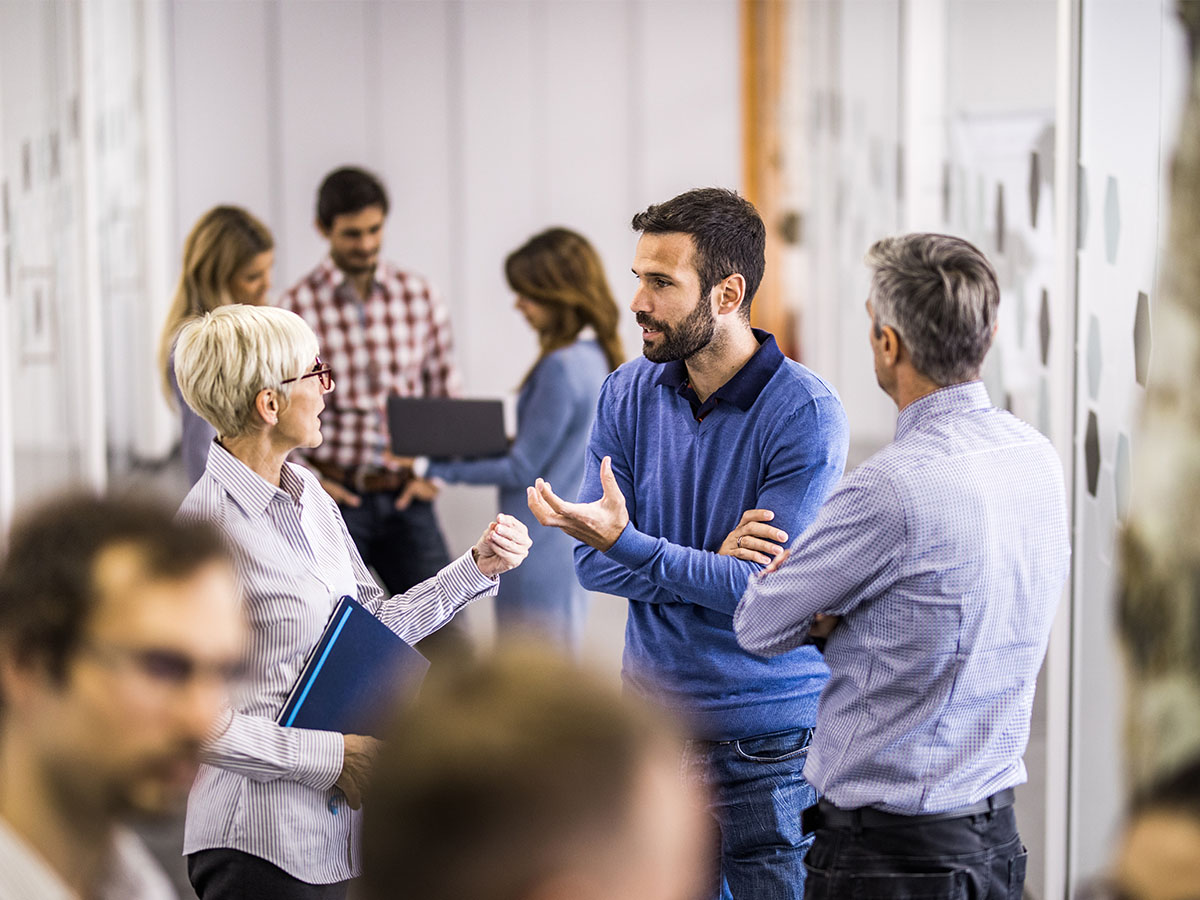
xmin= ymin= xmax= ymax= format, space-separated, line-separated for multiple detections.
xmin=865 ymin=233 xmax=999 ymax=386
xmin=174 ymin=304 xmax=318 ymax=438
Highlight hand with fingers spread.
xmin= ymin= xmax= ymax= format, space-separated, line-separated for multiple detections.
xmin=471 ymin=513 xmax=532 ymax=577
xmin=718 ymin=508 xmax=790 ymax=566
xmin=525 ymin=456 xmax=630 ymax=551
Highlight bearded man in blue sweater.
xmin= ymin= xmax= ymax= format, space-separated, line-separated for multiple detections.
xmin=528 ymin=188 xmax=848 ymax=899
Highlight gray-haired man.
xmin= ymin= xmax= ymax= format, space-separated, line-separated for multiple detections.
xmin=734 ymin=233 xmax=1070 ymax=898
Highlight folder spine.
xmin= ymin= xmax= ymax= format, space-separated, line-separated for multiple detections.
xmin=284 ymin=603 xmax=353 ymax=727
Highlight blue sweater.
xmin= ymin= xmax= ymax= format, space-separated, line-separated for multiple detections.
xmin=575 ymin=331 xmax=848 ymax=740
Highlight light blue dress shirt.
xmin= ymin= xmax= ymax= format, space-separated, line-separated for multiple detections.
xmin=734 ymin=381 xmax=1070 ymax=814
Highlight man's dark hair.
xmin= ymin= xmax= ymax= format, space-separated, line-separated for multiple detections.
xmin=316 ymin=166 xmax=390 ymax=229
xmin=631 ymin=187 xmax=766 ymax=319
xmin=361 ymin=647 xmax=679 ymax=900
xmin=0 ymin=493 xmax=229 ymax=681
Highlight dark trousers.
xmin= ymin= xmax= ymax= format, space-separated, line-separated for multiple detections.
xmin=338 ymin=494 xmax=468 ymax=659
xmin=803 ymin=803 xmax=1027 ymax=899
xmin=188 ymin=849 xmax=348 ymax=900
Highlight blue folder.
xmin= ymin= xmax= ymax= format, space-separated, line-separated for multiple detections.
xmin=277 ymin=595 xmax=430 ymax=738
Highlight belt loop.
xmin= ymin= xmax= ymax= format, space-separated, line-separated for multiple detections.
xmin=850 ymin=807 xmax=864 ymax=836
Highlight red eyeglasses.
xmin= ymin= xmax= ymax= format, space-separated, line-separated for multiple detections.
xmin=281 ymin=357 xmax=333 ymax=391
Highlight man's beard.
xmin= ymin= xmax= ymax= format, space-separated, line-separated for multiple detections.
xmin=637 ymin=293 xmax=716 ymax=363
xmin=330 ymin=249 xmax=377 ymax=276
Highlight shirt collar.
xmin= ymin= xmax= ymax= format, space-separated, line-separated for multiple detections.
xmin=654 ymin=328 xmax=785 ymax=412
xmin=206 ymin=440 xmax=304 ymax=517
xmin=894 ymin=380 xmax=993 ymax=440
xmin=318 ymin=256 xmax=381 ymax=297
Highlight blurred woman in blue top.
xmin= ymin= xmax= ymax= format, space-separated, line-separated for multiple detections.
xmin=427 ymin=228 xmax=623 ymax=653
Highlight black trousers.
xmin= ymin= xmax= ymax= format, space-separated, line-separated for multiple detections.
xmin=802 ymin=804 xmax=1027 ymax=899
xmin=188 ymin=849 xmax=349 ymax=900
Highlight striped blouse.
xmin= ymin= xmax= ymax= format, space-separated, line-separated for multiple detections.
xmin=178 ymin=441 xmax=495 ymax=883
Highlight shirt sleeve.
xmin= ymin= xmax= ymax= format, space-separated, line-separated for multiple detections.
xmin=336 ymin=504 xmax=497 ymax=643
xmin=734 ymin=463 xmax=905 ymax=656
xmin=422 ymin=285 xmax=462 ymax=398
xmin=427 ymin=355 xmax=573 ymax=489
xmin=200 ymin=707 xmax=344 ymax=790
xmin=588 ymin=393 xmax=849 ymax=617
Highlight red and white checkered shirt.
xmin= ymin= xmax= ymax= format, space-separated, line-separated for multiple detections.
xmin=279 ymin=257 xmax=461 ymax=469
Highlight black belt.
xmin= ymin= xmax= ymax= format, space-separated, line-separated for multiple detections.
xmin=809 ymin=787 xmax=1015 ymax=831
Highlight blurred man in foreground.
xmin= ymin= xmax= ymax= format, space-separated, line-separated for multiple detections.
xmin=361 ymin=647 xmax=707 ymax=900
xmin=0 ymin=494 xmax=243 ymax=899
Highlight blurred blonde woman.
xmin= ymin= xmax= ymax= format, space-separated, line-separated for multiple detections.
xmin=424 ymin=227 xmax=623 ymax=653
xmin=158 ymin=206 xmax=274 ymax=484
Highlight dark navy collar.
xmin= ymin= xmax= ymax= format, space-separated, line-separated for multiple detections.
xmin=654 ymin=329 xmax=785 ymax=417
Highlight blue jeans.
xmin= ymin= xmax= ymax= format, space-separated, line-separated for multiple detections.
xmin=803 ymin=804 xmax=1026 ymax=899
xmin=682 ymin=726 xmax=817 ymax=900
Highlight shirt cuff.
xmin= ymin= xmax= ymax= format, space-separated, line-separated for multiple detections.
xmin=411 ymin=456 xmax=430 ymax=479
xmin=438 ymin=550 xmax=499 ymax=600
xmin=290 ymin=727 xmax=344 ymax=791
xmin=603 ymin=523 xmax=659 ymax=570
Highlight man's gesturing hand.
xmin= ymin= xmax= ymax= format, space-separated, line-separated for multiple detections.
xmin=336 ymin=734 xmax=381 ymax=810
xmin=471 ymin=514 xmax=532 ymax=577
xmin=718 ymin=508 xmax=790 ymax=565
xmin=526 ymin=455 xmax=630 ymax=551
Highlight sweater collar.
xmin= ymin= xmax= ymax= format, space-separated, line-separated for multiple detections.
xmin=654 ymin=328 xmax=784 ymax=412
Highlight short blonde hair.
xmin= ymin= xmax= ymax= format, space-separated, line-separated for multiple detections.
xmin=174 ymin=305 xmax=318 ymax=439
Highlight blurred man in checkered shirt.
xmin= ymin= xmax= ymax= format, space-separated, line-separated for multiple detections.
xmin=280 ymin=166 xmax=466 ymax=653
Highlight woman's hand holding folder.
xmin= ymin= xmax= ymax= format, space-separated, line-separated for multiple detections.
xmin=335 ymin=733 xmax=381 ymax=810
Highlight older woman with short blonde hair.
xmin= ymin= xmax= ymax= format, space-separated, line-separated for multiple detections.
xmin=174 ymin=304 xmax=531 ymax=899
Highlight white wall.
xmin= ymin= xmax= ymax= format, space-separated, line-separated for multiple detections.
xmin=1070 ymin=0 xmax=1188 ymax=883
xmin=786 ymin=0 xmax=1189 ymax=895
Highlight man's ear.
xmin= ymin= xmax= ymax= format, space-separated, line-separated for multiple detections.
xmin=715 ymin=273 xmax=747 ymax=317
xmin=254 ymin=388 xmax=280 ymax=426
xmin=879 ymin=324 xmax=902 ymax=367
xmin=315 ymin=218 xmax=330 ymax=240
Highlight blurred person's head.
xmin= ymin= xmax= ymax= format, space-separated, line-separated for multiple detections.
xmin=173 ymin=304 xmax=325 ymax=446
xmin=159 ymin=206 xmax=274 ymax=402
xmin=505 ymin=227 xmax=625 ymax=379
xmin=361 ymin=647 xmax=707 ymax=900
xmin=0 ymin=493 xmax=242 ymax=820
xmin=316 ymin=166 xmax=390 ymax=277
xmin=629 ymin=188 xmax=765 ymax=363
xmin=1092 ymin=760 xmax=1200 ymax=900
xmin=864 ymin=233 xmax=999 ymax=398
